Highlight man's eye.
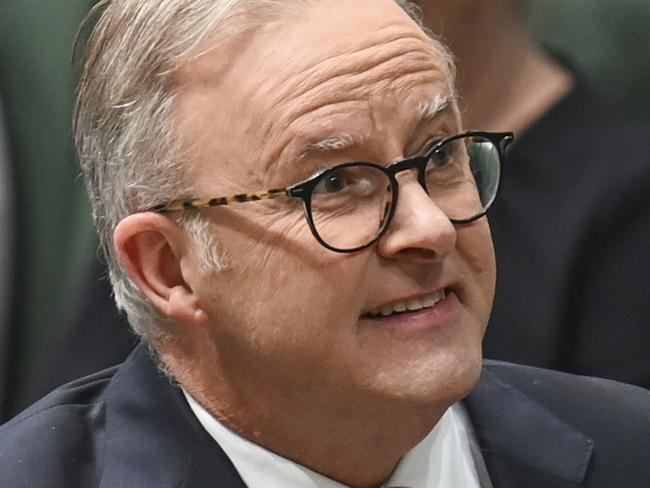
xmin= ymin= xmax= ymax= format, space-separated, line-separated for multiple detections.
xmin=428 ymin=147 xmax=451 ymax=168
xmin=315 ymin=172 xmax=347 ymax=194
xmin=319 ymin=174 xmax=345 ymax=193
xmin=312 ymin=166 xmax=384 ymax=199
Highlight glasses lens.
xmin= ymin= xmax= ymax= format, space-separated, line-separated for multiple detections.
xmin=309 ymin=164 xmax=392 ymax=251
xmin=425 ymin=135 xmax=500 ymax=221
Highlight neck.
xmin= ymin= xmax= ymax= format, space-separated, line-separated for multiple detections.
xmin=440 ymin=7 xmax=574 ymax=133
xmin=162 ymin=339 xmax=447 ymax=488
xmin=238 ymin=400 xmax=444 ymax=488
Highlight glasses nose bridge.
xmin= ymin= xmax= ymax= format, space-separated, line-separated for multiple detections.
xmin=387 ymin=155 xmax=428 ymax=190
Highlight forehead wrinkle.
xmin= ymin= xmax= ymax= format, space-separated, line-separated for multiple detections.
xmin=258 ymin=70 xmax=451 ymax=176
xmin=261 ymin=29 xmax=446 ymax=123
xmin=256 ymin=98 xmax=367 ymax=177
xmin=249 ymin=24 xmax=452 ymax=178
xmin=279 ymin=25 xmax=436 ymax=96
xmin=259 ymin=63 xmax=445 ymax=160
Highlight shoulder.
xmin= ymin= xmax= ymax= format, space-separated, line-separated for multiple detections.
xmin=483 ymin=359 xmax=650 ymax=408
xmin=0 ymin=366 xmax=118 ymax=487
xmin=478 ymin=361 xmax=650 ymax=484
xmin=481 ymin=360 xmax=650 ymax=427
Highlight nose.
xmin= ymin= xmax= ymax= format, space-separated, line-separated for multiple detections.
xmin=376 ymin=173 xmax=456 ymax=261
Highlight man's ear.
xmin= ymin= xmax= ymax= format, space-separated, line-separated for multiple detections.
xmin=113 ymin=213 xmax=208 ymax=325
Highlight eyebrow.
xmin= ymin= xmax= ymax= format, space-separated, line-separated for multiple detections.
xmin=417 ymin=94 xmax=450 ymax=123
xmin=301 ymin=133 xmax=363 ymax=159
xmin=298 ymin=94 xmax=451 ymax=160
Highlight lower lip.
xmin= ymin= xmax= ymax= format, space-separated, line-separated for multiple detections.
xmin=359 ymin=291 xmax=459 ymax=337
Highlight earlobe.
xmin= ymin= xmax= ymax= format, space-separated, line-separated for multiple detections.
xmin=114 ymin=213 xmax=207 ymax=325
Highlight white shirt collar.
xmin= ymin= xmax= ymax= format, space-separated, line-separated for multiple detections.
xmin=183 ymin=390 xmax=483 ymax=488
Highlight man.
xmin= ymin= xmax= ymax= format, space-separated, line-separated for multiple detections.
xmin=0 ymin=1 xmax=648 ymax=487
xmin=415 ymin=0 xmax=650 ymax=387
xmin=23 ymin=0 xmax=650 ymax=420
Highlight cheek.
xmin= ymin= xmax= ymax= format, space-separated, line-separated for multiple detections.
xmin=456 ymin=220 xmax=496 ymax=312
xmin=198 ymin=209 xmax=369 ymax=340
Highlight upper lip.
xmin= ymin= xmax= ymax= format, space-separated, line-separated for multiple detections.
xmin=361 ymin=286 xmax=452 ymax=318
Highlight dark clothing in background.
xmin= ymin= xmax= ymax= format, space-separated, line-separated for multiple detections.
xmin=486 ymin=78 xmax=650 ymax=387
xmin=1 ymin=345 xmax=649 ymax=487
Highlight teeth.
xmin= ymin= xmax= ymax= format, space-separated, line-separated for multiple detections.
xmin=380 ymin=305 xmax=393 ymax=317
xmin=367 ymin=290 xmax=446 ymax=318
xmin=421 ymin=295 xmax=437 ymax=307
xmin=406 ymin=298 xmax=423 ymax=311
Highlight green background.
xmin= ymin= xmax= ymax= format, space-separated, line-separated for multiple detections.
xmin=0 ymin=0 xmax=97 ymax=412
xmin=530 ymin=0 xmax=650 ymax=112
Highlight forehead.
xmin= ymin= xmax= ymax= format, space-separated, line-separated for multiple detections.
xmin=175 ymin=0 xmax=456 ymax=185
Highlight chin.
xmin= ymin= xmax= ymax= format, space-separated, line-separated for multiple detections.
xmin=425 ymin=356 xmax=482 ymax=407
xmin=367 ymin=345 xmax=484 ymax=409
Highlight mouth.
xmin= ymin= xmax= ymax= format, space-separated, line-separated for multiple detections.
xmin=363 ymin=288 xmax=448 ymax=319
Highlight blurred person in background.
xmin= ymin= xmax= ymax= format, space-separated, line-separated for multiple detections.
xmin=416 ymin=0 xmax=650 ymax=387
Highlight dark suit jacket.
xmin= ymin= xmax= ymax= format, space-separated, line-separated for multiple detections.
xmin=1 ymin=345 xmax=649 ymax=487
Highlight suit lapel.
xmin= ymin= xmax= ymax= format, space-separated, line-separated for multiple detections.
xmin=98 ymin=348 xmax=595 ymax=487
xmin=99 ymin=345 xmax=247 ymax=488
xmin=464 ymin=363 xmax=594 ymax=488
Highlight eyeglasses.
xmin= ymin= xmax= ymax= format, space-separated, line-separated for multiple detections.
xmin=150 ymin=131 xmax=514 ymax=253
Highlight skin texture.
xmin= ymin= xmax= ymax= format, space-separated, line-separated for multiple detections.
xmin=114 ymin=0 xmax=496 ymax=486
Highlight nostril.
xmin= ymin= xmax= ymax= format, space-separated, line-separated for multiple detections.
xmin=399 ymin=248 xmax=437 ymax=260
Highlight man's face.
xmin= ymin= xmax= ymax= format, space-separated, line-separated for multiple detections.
xmin=175 ymin=0 xmax=495 ymax=418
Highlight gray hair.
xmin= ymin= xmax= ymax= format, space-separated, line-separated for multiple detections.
xmin=74 ymin=0 xmax=453 ymax=344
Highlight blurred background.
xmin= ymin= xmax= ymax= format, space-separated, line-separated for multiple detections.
xmin=529 ymin=0 xmax=650 ymax=112
xmin=0 ymin=0 xmax=649 ymax=421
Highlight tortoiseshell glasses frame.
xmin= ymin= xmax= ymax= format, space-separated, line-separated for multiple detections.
xmin=149 ymin=131 xmax=514 ymax=253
